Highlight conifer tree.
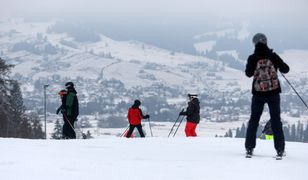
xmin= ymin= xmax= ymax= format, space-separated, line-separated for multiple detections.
xmin=240 ymin=123 xmax=246 ymax=137
xmin=86 ymin=130 xmax=93 ymax=139
xmin=303 ymin=124 xmax=308 ymax=142
xmin=291 ymin=124 xmax=296 ymax=141
xmin=8 ymin=81 xmax=25 ymax=137
xmin=29 ymin=113 xmax=44 ymax=139
xmin=0 ymin=58 xmax=44 ymax=139
xmin=51 ymin=119 xmax=63 ymax=139
xmin=0 ymin=58 xmax=13 ymax=137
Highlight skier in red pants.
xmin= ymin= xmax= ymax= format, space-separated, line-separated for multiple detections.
xmin=180 ymin=94 xmax=200 ymax=137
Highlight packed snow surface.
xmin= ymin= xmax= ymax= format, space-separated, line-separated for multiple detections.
xmin=1 ymin=137 xmax=307 ymax=180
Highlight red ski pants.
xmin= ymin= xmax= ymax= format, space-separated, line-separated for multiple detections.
xmin=185 ymin=122 xmax=198 ymax=137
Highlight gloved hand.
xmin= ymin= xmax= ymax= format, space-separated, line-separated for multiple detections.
xmin=60 ymin=108 xmax=66 ymax=114
xmin=144 ymin=115 xmax=150 ymax=119
xmin=56 ymin=108 xmax=61 ymax=115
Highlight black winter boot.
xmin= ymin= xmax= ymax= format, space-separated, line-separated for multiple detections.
xmin=246 ymin=148 xmax=254 ymax=158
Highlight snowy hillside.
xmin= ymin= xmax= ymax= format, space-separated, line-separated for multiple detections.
xmin=2 ymin=18 xmax=308 ymax=134
xmin=1 ymin=137 xmax=307 ymax=180
xmin=0 ymin=18 xmax=254 ymax=126
xmin=0 ymin=18 xmax=250 ymax=91
xmin=281 ymin=49 xmax=308 ymax=77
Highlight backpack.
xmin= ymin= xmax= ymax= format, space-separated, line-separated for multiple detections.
xmin=253 ymin=58 xmax=279 ymax=92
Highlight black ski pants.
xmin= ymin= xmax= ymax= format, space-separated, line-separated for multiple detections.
xmin=245 ymin=94 xmax=285 ymax=151
xmin=62 ymin=115 xmax=76 ymax=139
xmin=126 ymin=124 xmax=145 ymax=138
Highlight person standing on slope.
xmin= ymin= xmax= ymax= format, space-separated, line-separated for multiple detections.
xmin=62 ymin=82 xmax=79 ymax=139
xmin=179 ymin=94 xmax=200 ymax=137
xmin=56 ymin=89 xmax=69 ymax=139
xmin=126 ymin=100 xmax=149 ymax=138
xmin=262 ymin=120 xmax=274 ymax=140
xmin=245 ymin=33 xmax=289 ymax=159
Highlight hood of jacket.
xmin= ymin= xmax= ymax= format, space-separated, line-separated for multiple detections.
xmin=191 ymin=97 xmax=200 ymax=106
xmin=67 ymin=88 xmax=77 ymax=94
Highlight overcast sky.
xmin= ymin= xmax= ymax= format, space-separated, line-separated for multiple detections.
xmin=1 ymin=0 xmax=307 ymax=53
xmin=1 ymin=0 xmax=307 ymax=20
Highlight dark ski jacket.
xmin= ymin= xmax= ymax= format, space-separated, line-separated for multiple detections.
xmin=262 ymin=120 xmax=273 ymax=135
xmin=65 ymin=88 xmax=79 ymax=120
xmin=127 ymin=104 xmax=147 ymax=125
xmin=181 ymin=98 xmax=200 ymax=124
xmin=245 ymin=43 xmax=290 ymax=96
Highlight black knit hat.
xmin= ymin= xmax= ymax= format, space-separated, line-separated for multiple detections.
xmin=65 ymin=82 xmax=74 ymax=88
xmin=134 ymin=100 xmax=141 ymax=106
xmin=188 ymin=94 xmax=198 ymax=98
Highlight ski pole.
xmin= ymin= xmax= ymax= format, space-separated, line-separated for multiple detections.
xmin=281 ymin=73 xmax=308 ymax=110
xmin=168 ymin=115 xmax=180 ymax=137
xmin=173 ymin=116 xmax=185 ymax=137
xmin=259 ymin=133 xmax=265 ymax=139
xmin=168 ymin=109 xmax=184 ymax=137
xmin=63 ymin=113 xmax=76 ymax=133
xmin=148 ymin=117 xmax=153 ymax=137
xmin=120 ymin=126 xmax=130 ymax=137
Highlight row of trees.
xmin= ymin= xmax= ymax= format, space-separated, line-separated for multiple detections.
xmin=224 ymin=121 xmax=308 ymax=143
xmin=0 ymin=58 xmax=44 ymax=138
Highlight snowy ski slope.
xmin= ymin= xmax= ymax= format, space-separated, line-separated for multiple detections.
xmin=0 ymin=137 xmax=307 ymax=180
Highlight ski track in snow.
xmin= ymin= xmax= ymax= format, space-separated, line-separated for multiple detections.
xmin=0 ymin=137 xmax=307 ymax=180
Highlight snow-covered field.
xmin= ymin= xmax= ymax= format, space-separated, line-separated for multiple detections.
xmin=0 ymin=137 xmax=307 ymax=180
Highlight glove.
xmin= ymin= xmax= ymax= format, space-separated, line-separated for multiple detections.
xmin=56 ymin=108 xmax=60 ymax=115
xmin=60 ymin=108 xmax=66 ymax=114
xmin=144 ymin=115 xmax=150 ymax=119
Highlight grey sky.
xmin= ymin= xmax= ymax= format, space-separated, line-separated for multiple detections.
xmin=1 ymin=0 xmax=307 ymax=19
xmin=1 ymin=0 xmax=307 ymax=53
